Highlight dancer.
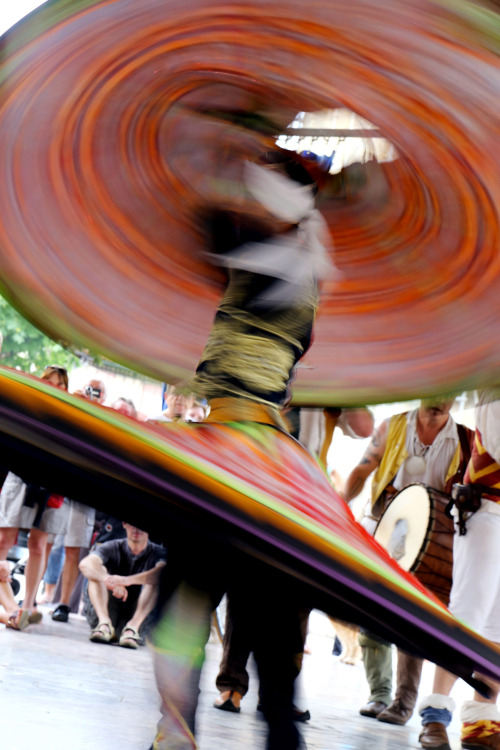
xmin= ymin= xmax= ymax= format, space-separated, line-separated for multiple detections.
xmin=150 ymin=137 xmax=332 ymax=750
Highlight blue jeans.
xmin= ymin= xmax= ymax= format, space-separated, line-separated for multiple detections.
xmin=420 ymin=706 xmax=452 ymax=726
xmin=44 ymin=535 xmax=65 ymax=585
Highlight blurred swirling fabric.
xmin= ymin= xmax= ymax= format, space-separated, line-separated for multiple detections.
xmin=0 ymin=365 xmax=499 ymax=688
xmin=1 ymin=0 xmax=500 ymax=404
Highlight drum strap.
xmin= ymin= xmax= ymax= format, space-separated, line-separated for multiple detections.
xmin=447 ymin=483 xmax=500 ymax=535
xmin=457 ymin=423 xmax=472 ymax=479
xmin=442 ymin=425 xmax=473 ymax=535
xmin=461 ymin=483 xmax=500 ymax=499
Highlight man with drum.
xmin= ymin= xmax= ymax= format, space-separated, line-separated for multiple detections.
xmin=419 ymin=389 xmax=500 ymax=750
xmin=343 ymin=397 xmax=472 ymax=727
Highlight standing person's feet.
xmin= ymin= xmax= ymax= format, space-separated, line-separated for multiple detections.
xmin=419 ymin=723 xmax=452 ymax=750
xmin=51 ymin=604 xmax=71 ymax=622
xmin=461 ymin=701 xmax=500 ymax=749
xmin=214 ymin=690 xmax=242 ymax=713
xmin=377 ymin=698 xmax=413 ymax=725
xmin=256 ymin=702 xmax=311 ymax=722
xmin=39 ymin=583 xmax=57 ymax=604
xmin=27 ymin=609 xmax=42 ymax=624
xmin=462 ymin=737 xmax=500 ymax=749
xmin=292 ymin=707 xmax=311 ymax=723
xmin=19 ymin=601 xmax=43 ymax=624
xmin=359 ymin=701 xmax=388 ymax=718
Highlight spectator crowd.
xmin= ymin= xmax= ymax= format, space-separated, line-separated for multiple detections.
xmin=0 ymin=332 xmax=206 ymax=640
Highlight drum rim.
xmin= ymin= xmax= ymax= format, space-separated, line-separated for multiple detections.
xmin=374 ymin=482 xmax=454 ymax=603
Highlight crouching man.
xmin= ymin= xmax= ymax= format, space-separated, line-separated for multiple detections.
xmin=79 ymin=522 xmax=166 ymax=648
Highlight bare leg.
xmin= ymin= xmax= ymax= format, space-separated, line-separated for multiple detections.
xmin=433 ymin=659 xmax=499 ymax=704
xmin=0 ymin=581 xmax=20 ymax=613
xmin=87 ymin=579 xmax=111 ymax=624
xmin=39 ymin=541 xmax=54 ymax=602
xmin=432 ymin=666 xmax=458 ymax=697
xmin=40 ymin=582 xmax=57 ymax=604
xmin=24 ymin=528 xmax=49 ymax=610
xmin=0 ymin=529 xmax=23 ymax=615
xmin=0 ymin=555 xmax=21 ymax=614
xmin=125 ymin=584 xmax=158 ymax=633
xmin=0 ymin=609 xmax=28 ymax=628
xmin=58 ymin=547 xmax=81 ymax=604
xmin=0 ymin=528 xmax=19 ymax=560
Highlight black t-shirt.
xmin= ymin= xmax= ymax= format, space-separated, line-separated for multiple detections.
xmin=94 ymin=538 xmax=166 ymax=578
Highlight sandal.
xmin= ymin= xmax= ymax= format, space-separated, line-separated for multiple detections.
xmin=19 ymin=601 xmax=43 ymax=624
xmin=6 ymin=609 xmax=30 ymax=631
xmin=27 ymin=609 xmax=43 ymax=624
xmin=118 ymin=625 xmax=141 ymax=649
xmin=89 ymin=620 xmax=115 ymax=644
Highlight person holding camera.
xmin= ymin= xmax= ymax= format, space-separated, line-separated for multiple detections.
xmin=343 ymin=398 xmax=472 ymax=727
xmin=73 ymin=378 xmax=106 ymax=405
xmin=419 ymin=389 xmax=500 ymax=750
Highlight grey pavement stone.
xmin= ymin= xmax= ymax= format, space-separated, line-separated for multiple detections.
xmin=0 ymin=607 xmax=469 ymax=750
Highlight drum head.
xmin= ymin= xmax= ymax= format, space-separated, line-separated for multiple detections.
xmin=374 ymin=484 xmax=431 ymax=572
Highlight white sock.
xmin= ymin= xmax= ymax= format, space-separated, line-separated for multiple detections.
xmin=418 ymin=694 xmax=456 ymax=714
xmin=461 ymin=700 xmax=500 ymax=723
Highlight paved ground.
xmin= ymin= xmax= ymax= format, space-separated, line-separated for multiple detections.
xmin=0 ymin=606 xmax=470 ymax=750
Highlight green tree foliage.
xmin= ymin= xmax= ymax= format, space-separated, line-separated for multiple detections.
xmin=0 ymin=296 xmax=79 ymax=374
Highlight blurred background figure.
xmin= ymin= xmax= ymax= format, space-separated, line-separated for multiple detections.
xmin=148 ymin=385 xmax=195 ymax=423
xmin=73 ymin=378 xmax=106 ymax=404
xmin=185 ymin=402 xmax=208 ymax=423
xmin=0 ymin=365 xmax=70 ymax=623
xmin=40 ymin=533 xmax=65 ymax=605
xmin=111 ymin=397 xmax=138 ymax=419
xmin=42 ymin=365 xmax=69 ymax=391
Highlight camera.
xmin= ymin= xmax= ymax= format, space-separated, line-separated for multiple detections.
xmin=84 ymin=385 xmax=102 ymax=401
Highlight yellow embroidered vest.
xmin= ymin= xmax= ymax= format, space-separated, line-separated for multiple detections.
xmin=371 ymin=412 xmax=461 ymax=510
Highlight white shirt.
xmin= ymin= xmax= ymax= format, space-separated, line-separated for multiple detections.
xmin=393 ymin=408 xmax=459 ymax=492
xmin=298 ymin=408 xmax=367 ymax=457
xmin=146 ymin=412 xmax=174 ymax=423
